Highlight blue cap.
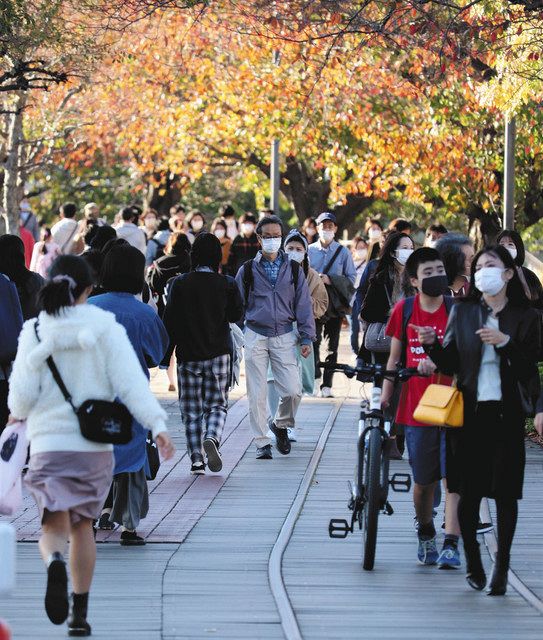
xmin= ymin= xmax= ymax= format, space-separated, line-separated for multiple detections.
xmin=316 ymin=212 xmax=337 ymax=225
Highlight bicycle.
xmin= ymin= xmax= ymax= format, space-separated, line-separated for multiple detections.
xmin=322 ymin=361 xmax=420 ymax=570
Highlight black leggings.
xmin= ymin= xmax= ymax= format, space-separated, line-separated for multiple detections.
xmin=458 ymin=492 xmax=518 ymax=563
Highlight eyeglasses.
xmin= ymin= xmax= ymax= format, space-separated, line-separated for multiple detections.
xmin=260 ymin=234 xmax=282 ymax=240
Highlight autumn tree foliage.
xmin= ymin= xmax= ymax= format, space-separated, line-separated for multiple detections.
xmin=64 ymin=4 xmax=543 ymax=234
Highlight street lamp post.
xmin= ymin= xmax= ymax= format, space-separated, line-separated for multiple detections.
xmin=503 ymin=116 xmax=516 ymax=230
xmin=270 ymin=49 xmax=280 ymax=215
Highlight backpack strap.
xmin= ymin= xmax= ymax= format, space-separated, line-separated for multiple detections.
xmin=443 ymin=295 xmax=454 ymax=314
xmin=399 ymin=296 xmax=415 ymax=366
xmin=243 ymin=257 xmax=300 ymax=307
xmin=242 ymin=259 xmax=254 ymax=306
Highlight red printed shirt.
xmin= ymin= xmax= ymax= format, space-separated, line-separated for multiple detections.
xmin=386 ymin=296 xmax=452 ymax=427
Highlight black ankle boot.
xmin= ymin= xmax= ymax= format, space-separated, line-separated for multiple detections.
xmin=464 ymin=544 xmax=486 ymax=591
xmin=68 ymin=592 xmax=91 ymax=637
xmin=488 ymin=555 xmax=509 ymax=596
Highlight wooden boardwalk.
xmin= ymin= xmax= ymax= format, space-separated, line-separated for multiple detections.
xmin=1 ymin=341 xmax=542 ymax=639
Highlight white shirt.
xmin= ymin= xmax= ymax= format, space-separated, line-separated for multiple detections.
xmin=116 ymin=222 xmax=147 ymax=255
xmin=51 ymin=218 xmax=79 ymax=254
xmin=477 ymin=315 xmax=502 ymax=402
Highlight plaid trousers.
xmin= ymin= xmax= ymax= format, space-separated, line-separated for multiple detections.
xmin=177 ymin=354 xmax=230 ymax=461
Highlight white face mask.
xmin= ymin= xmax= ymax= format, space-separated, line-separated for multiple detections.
xmin=426 ymin=239 xmax=437 ymax=249
xmin=214 ymin=229 xmax=226 ymax=240
xmin=145 ymin=218 xmax=156 ymax=229
xmin=192 ymin=220 xmax=204 ymax=231
xmin=305 ymin=227 xmax=317 ymax=237
xmin=286 ymin=248 xmax=305 ymax=263
xmin=319 ymin=230 xmax=335 ymax=243
xmin=474 ymin=267 xmax=507 ymax=296
xmin=261 ymin=237 xmax=282 ymax=254
xmin=368 ymin=228 xmax=381 ymax=241
xmin=395 ymin=248 xmax=414 ymax=266
xmin=504 ymin=245 xmax=517 ymax=261
xmin=355 ymin=249 xmax=367 ymax=261
xmin=241 ymin=223 xmax=255 ymax=235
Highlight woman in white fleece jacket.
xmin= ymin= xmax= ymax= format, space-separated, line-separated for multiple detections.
xmin=8 ymin=255 xmax=174 ymax=637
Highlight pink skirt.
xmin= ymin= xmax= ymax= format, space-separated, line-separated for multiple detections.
xmin=25 ymin=451 xmax=114 ymax=525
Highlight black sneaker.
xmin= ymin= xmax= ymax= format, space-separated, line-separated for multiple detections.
xmin=269 ymin=422 xmax=291 ymax=455
xmin=190 ymin=461 xmax=206 ymax=475
xmin=120 ymin=530 xmax=145 ymax=546
xmin=256 ymin=444 xmax=273 ymax=459
xmin=45 ymin=552 xmax=69 ymax=625
xmin=203 ymin=437 xmax=222 ymax=472
xmin=477 ymin=521 xmax=494 ymax=535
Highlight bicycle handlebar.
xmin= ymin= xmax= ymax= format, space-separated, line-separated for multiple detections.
xmin=318 ymin=361 xmax=424 ymax=382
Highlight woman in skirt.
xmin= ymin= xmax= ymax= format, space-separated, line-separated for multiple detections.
xmin=414 ymin=245 xmax=540 ymax=595
xmin=8 ymin=255 xmax=174 ymax=636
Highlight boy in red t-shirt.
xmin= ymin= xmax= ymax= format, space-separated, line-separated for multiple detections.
xmin=382 ymin=247 xmax=461 ymax=569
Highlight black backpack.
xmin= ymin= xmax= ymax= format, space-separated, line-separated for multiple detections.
xmin=242 ymin=258 xmax=300 ymax=306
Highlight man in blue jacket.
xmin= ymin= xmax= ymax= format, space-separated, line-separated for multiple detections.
xmin=236 ymin=216 xmax=316 ymax=459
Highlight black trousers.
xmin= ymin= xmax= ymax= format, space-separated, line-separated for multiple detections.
xmin=314 ymin=316 xmax=343 ymax=388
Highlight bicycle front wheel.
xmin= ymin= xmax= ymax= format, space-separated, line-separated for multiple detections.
xmin=362 ymin=427 xmax=383 ymax=570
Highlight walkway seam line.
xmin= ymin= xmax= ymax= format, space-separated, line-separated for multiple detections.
xmin=480 ymin=497 xmax=543 ymax=614
xmin=268 ymin=399 xmax=343 ymax=640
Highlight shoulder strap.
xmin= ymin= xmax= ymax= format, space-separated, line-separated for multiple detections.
xmin=34 ymin=321 xmax=76 ymax=412
xmin=443 ymin=295 xmax=454 ymax=314
xmin=60 ymin=223 xmax=78 ymax=253
xmin=243 ymin=259 xmax=254 ymax=306
xmin=322 ymin=245 xmax=343 ymax=275
xmin=21 ymin=212 xmax=31 ymax=228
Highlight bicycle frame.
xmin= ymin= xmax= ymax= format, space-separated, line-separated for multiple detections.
xmin=327 ymin=361 xmax=414 ymax=551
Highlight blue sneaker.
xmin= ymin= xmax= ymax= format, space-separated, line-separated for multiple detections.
xmin=437 ymin=546 xmax=461 ymax=570
xmin=418 ymin=536 xmax=439 ymax=565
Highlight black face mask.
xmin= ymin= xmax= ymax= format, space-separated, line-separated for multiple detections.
xmin=421 ymin=275 xmax=449 ymax=297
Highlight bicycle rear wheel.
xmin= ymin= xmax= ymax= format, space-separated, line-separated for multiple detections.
xmin=362 ymin=427 xmax=383 ymax=570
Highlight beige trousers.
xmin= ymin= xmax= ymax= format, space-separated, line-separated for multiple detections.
xmin=244 ymin=328 xmax=302 ymax=448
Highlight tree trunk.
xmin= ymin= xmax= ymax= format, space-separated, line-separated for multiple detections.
xmin=1 ymin=92 xmax=27 ymax=235
xmin=467 ymin=203 xmax=501 ymax=251
xmin=146 ymin=171 xmax=182 ymax=216
xmin=282 ymin=157 xmax=331 ymax=222
xmin=333 ymin=193 xmax=375 ymax=235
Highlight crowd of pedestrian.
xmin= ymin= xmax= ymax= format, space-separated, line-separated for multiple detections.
xmin=1 ymin=197 xmax=543 ymax=636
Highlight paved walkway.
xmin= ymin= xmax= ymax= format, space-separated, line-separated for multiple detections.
xmin=1 ymin=338 xmax=542 ymax=639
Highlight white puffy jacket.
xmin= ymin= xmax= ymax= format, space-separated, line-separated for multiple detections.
xmin=8 ymin=304 xmax=167 ymax=455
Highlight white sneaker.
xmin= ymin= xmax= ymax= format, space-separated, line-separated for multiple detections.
xmin=287 ymin=427 xmax=297 ymax=442
xmin=320 ymin=387 xmax=333 ymax=398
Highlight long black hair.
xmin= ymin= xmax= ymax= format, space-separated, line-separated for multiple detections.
xmin=465 ymin=245 xmax=529 ymax=308
xmin=38 ymin=255 xmax=93 ymax=315
xmin=373 ymin=231 xmax=413 ymax=279
xmin=0 ymin=234 xmax=30 ymax=286
xmin=496 ymin=229 xmax=525 ymax=267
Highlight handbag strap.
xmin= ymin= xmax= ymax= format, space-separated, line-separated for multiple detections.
xmin=322 ymin=245 xmax=343 ymax=276
xmin=34 ymin=321 xmax=77 ymax=413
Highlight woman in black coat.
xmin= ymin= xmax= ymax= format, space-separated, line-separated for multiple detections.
xmin=0 ymin=234 xmax=44 ymax=319
xmin=415 ymin=245 xmax=541 ymax=596
xmin=359 ymin=231 xmax=414 ymax=365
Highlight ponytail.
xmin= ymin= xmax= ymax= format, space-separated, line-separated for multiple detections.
xmin=38 ymin=255 xmax=93 ymax=316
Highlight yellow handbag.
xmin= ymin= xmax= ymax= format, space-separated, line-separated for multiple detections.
xmin=413 ymin=383 xmax=464 ymax=428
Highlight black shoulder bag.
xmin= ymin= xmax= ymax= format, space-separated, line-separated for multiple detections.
xmin=34 ymin=321 xmax=132 ymax=445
